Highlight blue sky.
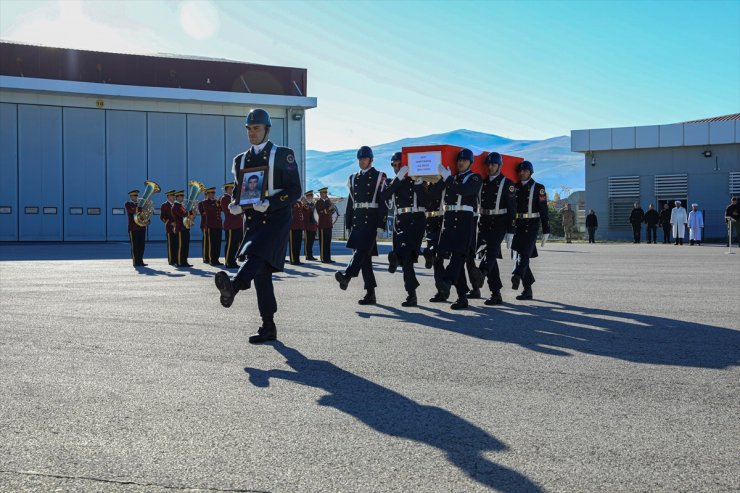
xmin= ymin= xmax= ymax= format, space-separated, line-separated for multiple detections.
xmin=1 ymin=0 xmax=738 ymax=151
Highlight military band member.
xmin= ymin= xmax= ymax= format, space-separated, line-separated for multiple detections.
xmin=221 ymin=182 xmax=242 ymax=268
xmin=315 ymin=187 xmax=336 ymax=263
xmin=203 ymin=187 xmax=223 ymax=265
xmin=160 ymin=189 xmax=178 ymax=266
xmin=303 ymin=190 xmax=319 ymax=261
xmin=172 ymin=190 xmax=193 ymax=267
xmin=431 ymin=149 xmax=483 ymax=310
xmin=125 ymin=189 xmax=147 ymax=267
xmin=289 ymin=199 xmax=306 ymax=265
xmin=380 ymin=151 xmax=427 ymax=307
xmin=477 ymin=152 xmax=516 ymax=305
xmin=213 ymin=108 xmax=302 ymax=344
xmin=198 ymin=198 xmax=209 ymax=263
xmin=511 ymin=161 xmax=550 ymax=301
xmin=334 ymin=146 xmax=388 ymax=305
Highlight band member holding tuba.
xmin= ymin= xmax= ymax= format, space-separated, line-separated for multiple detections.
xmin=221 ymin=182 xmax=242 ymax=268
xmin=160 ymin=189 xmax=178 ymax=266
xmin=172 ymin=190 xmax=193 ymax=267
xmin=315 ymin=187 xmax=337 ymax=263
xmin=125 ymin=189 xmax=147 ymax=267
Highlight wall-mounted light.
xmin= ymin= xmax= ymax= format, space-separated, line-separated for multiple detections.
xmin=590 ymin=152 xmax=596 ymax=167
xmin=292 ymin=112 xmax=303 ymax=121
xmin=703 ymin=150 xmax=712 ymax=158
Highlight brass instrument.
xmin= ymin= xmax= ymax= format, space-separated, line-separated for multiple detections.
xmin=134 ymin=180 xmax=161 ymax=227
xmin=183 ymin=179 xmax=206 ymax=229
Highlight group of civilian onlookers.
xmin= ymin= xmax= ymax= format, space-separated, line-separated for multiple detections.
xmin=630 ymin=201 xmax=704 ymax=245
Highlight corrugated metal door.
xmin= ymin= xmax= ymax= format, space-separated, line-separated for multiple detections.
xmin=187 ymin=114 xmax=225 ymax=242
xmin=147 ymin=113 xmax=186 ymax=241
xmin=0 ymin=103 xmax=18 ymax=240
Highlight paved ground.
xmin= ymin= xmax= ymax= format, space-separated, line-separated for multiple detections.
xmin=0 ymin=240 xmax=738 ymax=492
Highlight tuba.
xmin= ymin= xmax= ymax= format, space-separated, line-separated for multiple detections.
xmin=183 ymin=179 xmax=206 ymax=229
xmin=134 ymin=180 xmax=161 ymax=227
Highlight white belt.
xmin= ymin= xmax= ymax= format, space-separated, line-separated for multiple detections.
xmin=355 ymin=202 xmax=378 ymax=209
xmin=444 ymin=205 xmax=474 ymax=213
xmin=516 ymin=212 xmax=540 ymax=219
xmin=397 ymin=207 xmax=426 ymax=215
xmin=480 ymin=208 xmax=508 ymax=216
xmin=426 ymin=211 xmax=442 ymax=218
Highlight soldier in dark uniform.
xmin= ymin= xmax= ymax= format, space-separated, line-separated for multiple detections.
xmin=477 ymin=152 xmax=516 ymax=305
xmin=315 ymin=187 xmax=336 ymax=263
xmin=221 ymin=182 xmax=242 ymax=268
xmin=303 ymin=190 xmax=319 ymax=260
xmin=511 ymin=161 xmax=550 ymax=301
xmin=213 ymin=108 xmax=302 ymax=344
xmin=160 ymin=189 xmax=178 ymax=266
xmin=334 ymin=146 xmax=388 ymax=305
xmin=421 ymin=177 xmax=446 ymax=295
xmin=203 ymin=187 xmax=223 ymax=265
xmin=198 ymin=197 xmax=209 ymax=263
xmin=171 ymin=190 xmax=193 ymax=267
xmin=380 ymin=151 xmax=428 ymax=307
xmin=125 ymin=190 xmax=147 ymax=267
xmin=289 ymin=199 xmax=305 ymax=265
xmin=431 ymin=149 xmax=483 ymax=310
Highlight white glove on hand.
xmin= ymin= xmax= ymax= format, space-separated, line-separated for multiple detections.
xmin=228 ymin=202 xmax=242 ymax=215
xmin=437 ymin=163 xmax=451 ymax=180
xmin=540 ymin=233 xmax=550 ymax=248
xmin=377 ymin=227 xmax=385 ymax=236
xmin=253 ymin=200 xmax=270 ymax=213
xmin=505 ymin=233 xmax=514 ymax=250
xmin=396 ymin=166 xmax=409 ymax=180
xmin=414 ymin=178 xmax=424 ymax=185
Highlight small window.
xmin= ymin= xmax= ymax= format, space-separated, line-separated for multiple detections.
xmin=25 ymin=207 xmax=39 ymax=214
xmin=87 ymin=208 xmax=101 ymax=215
xmin=0 ymin=206 xmax=11 ymax=214
xmin=69 ymin=207 xmax=83 ymax=215
xmin=43 ymin=207 xmax=57 ymax=215
xmin=111 ymin=208 xmax=125 ymax=215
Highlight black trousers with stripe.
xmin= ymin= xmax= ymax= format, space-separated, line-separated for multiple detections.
xmin=304 ymin=230 xmax=317 ymax=258
xmin=208 ymin=228 xmax=222 ymax=264
xmin=223 ymin=228 xmax=243 ymax=266
xmin=289 ymin=229 xmax=303 ymax=264
xmin=201 ymin=228 xmax=209 ymax=261
xmin=129 ymin=230 xmax=145 ymax=265
xmin=319 ymin=227 xmax=333 ymax=262
xmin=177 ymin=230 xmax=190 ymax=266
xmin=166 ymin=232 xmax=179 ymax=264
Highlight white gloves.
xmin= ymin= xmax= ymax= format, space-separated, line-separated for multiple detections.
xmin=437 ymin=163 xmax=451 ymax=180
xmin=505 ymin=233 xmax=514 ymax=250
xmin=540 ymin=233 xmax=550 ymax=247
xmin=253 ymin=200 xmax=270 ymax=213
xmin=395 ymin=166 xmax=409 ymax=180
xmin=414 ymin=178 xmax=423 ymax=185
xmin=377 ymin=227 xmax=385 ymax=235
xmin=228 ymin=202 xmax=242 ymax=215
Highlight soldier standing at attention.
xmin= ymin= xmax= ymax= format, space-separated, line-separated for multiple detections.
xmin=203 ymin=187 xmax=223 ymax=265
xmin=315 ymin=187 xmax=336 ymax=263
xmin=561 ymin=203 xmax=576 ymax=243
xmin=221 ymin=182 xmax=242 ymax=268
xmin=125 ymin=189 xmax=147 ymax=267
xmin=303 ymin=190 xmax=319 ymax=261
xmin=172 ymin=190 xmax=192 ymax=268
xmin=511 ymin=161 xmax=550 ymax=301
xmin=380 ymin=151 xmax=428 ymax=307
xmin=334 ymin=146 xmax=388 ymax=305
xmin=213 ymin=108 xmax=302 ymax=344
xmin=289 ymin=198 xmax=305 ymax=265
xmin=160 ymin=189 xmax=178 ymax=266
xmin=198 ymin=197 xmax=209 ymax=263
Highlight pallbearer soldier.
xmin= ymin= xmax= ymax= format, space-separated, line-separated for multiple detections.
xmin=431 ymin=149 xmax=483 ymax=309
xmin=172 ymin=190 xmax=193 ymax=267
xmin=213 ymin=108 xmax=302 ymax=344
xmin=511 ymin=161 xmax=550 ymax=300
xmin=477 ymin=152 xmax=516 ymax=305
xmin=303 ymin=190 xmax=319 ymax=260
xmin=315 ymin=187 xmax=336 ymax=263
xmin=160 ymin=189 xmax=178 ymax=266
xmin=334 ymin=146 xmax=388 ymax=305
xmin=380 ymin=151 xmax=427 ymax=307
xmin=203 ymin=187 xmax=223 ymax=265
xmin=421 ymin=177 xmax=446 ymax=294
xmin=221 ymin=182 xmax=242 ymax=268
xmin=289 ymin=199 xmax=305 ymax=265
xmin=125 ymin=189 xmax=147 ymax=267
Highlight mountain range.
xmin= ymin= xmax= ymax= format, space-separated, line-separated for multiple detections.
xmin=305 ymin=129 xmax=584 ymax=197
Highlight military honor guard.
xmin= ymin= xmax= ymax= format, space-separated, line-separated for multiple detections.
xmin=201 ymin=187 xmax=223 ymax=264
xmin=213 ymin=108 xmax=302 ymax=344
xmin=303 ymin=190 xmax=319 ymax=260
xmin=421 ymin=177 xmax=446 ymax=290
xmin=380 ymin=152 xmax=428 ymax=307
xmin=510 ymin=161 xmax=550 ymax=301
xmin=172 ymin=190 xmax=193 ymax=267
xmin=221 ymin=182 xmax=242 ymax=268
xmin=160 ymin=189 xmax=178 ymax=265
xmin=334 ymin=146 xmax=388 ymax=305
xmin=477 ymin=152 xmax=517 ymax=305
xmin=315 ymin=187 xmax=336 ymax=263
xmin=431 ymin=149 xmax=483 ymax=310
xmin=289 ymin=198 xmax=306 ymax=265
xmin=125 ymin=189 xmax=147 ymax=267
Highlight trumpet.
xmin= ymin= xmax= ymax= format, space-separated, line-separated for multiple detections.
xmin=134 ymin=180 xmax=160 ymax=227
xmin=183 ymin=180 xmax=206 ymax=229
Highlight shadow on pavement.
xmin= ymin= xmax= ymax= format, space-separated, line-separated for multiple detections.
xmin=244 ymin=342 xmax=543 ymax=493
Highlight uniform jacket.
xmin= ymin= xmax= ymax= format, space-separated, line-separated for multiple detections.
xmin=561 ymin=209 xmax=576 ymax=228
xmin=303 ymin=201 xmax=318 ymax=231
xmin=345 ymin=167 xmax=388 ymax=254
xmin=437 ymin=169 xmax=483 ymax=255
xmin=171 ymin=202 xmax=187 ymax=234
xmin=202 ymin=199 xmax=223 ymax=229
xmin=160 ymin=201 xmax=176 ymax=234
xmin=232 ymin=141 xmax=302 ymax=272
xmin=380 ymin=175 xmax=428 ymax=258
xmin=198 ymin=201 xmax=207 ymax=230
xmin=315 ymin=198 xmax=336 ymax=229
xmin=125 ymin=200 xmax=146 ymax=232
xmin=220 ymin=194 xmax=243 ymax=230
xmin=291 ymin=201 xmax=306 ymax=230
xmin=478 ymin=173 xmax=516 ymax=257
xmin=423 ymin=179 xmax=445 ymax=239
xmin=511 ymin=179 xmax=550 ymax=258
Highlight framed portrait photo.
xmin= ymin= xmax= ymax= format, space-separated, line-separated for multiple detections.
xmin=236 ymin=166 xmax=268 ymax=208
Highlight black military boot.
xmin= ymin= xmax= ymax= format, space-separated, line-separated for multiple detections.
xmin=249 ymin=322 xmax=277 ymax=344
xmin=388 ymin=251 xmax=399 ymax=274
xmin=485 ymin=290 xmax=503 ymax=306
xmin=451 ymin=297 xmax=469 ymax=310
xmin=516 ymin=287 xmax=533 ymax=300
xmin=432 ymin=280 xmax=451 ymax=302
xmin=214 ymin=271 xmax=236 ymax=308
xmin=423 ymin=250 xmax=435 ymax=269
xmin=402 ymin=291 xmax=417 ymax=307
xmin=335 ymin=271 xmax=350 ymax=290
xmin=467 ymin=288 xmax=481 ymax=299
xmin=511 ymin=274 xmax=521 ymax=290
xmin=358 ymin=289 xmax=376 ymax=305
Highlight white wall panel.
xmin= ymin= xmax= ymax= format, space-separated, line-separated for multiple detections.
xmin=684 ymin=122 xmax=709 ymax=146
xmin=570 ymin=130 xmax=589 ymax=151
xmin=659 ymin=123 xmax=683 ymax=147
xmin=710 ymin=121 xmax=735 ymax=144
xmin=612 ymin=127 xmax=635 ymax=149
xmin=589 ymin=128 xmax=612 ymax=150
xmin=636 ymin=125 xmax=659 ymax=148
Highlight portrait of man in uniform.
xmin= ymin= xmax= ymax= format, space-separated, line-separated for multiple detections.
xmin=238 ymin=167 xmax=267 ymax=207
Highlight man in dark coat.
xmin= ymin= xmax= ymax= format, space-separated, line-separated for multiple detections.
xmin=629 ymin=202 xmax=645 ymax=244
xmin=213 ymin=108 xmax=302 ymax=344
xmin=643 ymin=203 xmax=659 ymax=244
xmin=585 ymin=209 xmax=598 ymax=243
xmin=658 ymin=203 xmax=672 ymax=244
xmin=334 ymin=146 xmax=388 ymax=305
xmin=725 ymin=197 xmax=739 ymax=247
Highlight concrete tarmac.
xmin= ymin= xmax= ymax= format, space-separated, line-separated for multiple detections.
xmin=1 ymin=240 xmax=738 ymax=492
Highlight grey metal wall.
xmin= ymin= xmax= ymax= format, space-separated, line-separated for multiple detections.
xmin=0 ymin=103 xmax=18 ymax=240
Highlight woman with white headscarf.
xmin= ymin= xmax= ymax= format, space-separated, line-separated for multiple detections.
xmin=670 ymin=200 xmax=688 ymax=245
xmin=687 ymin=203 xmax=704 ymax=245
